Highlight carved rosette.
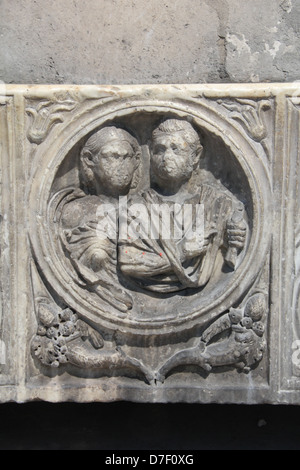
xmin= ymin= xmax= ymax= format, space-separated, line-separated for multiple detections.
xmin=27 ymin=89 xmax=272 ymax=385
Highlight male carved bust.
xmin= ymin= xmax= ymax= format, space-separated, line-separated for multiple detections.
xmin=118 ymin=119 xmax=247 ymax=293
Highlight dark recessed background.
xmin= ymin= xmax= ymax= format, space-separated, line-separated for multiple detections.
xmin=0 ymin=402 xmax=299 ymax=450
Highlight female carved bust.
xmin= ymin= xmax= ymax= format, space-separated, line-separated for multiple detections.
xmin=59 ymin=126 xmax=141 ymax=312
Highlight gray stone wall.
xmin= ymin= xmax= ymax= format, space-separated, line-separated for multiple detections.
xmin=1 ymin=0 xmax=300 ymax=85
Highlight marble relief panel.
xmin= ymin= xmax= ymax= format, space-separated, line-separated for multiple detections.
xmin=0 ymin=84 xmax=298 ymax=403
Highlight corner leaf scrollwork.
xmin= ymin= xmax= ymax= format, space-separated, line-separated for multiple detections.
xmin=26 ymin=98 xmax=76 ymax=145
xmin=219 ymin=98 xmax=271 ymax=142
xmin=216 ymin=98 xmax=272 ymax=160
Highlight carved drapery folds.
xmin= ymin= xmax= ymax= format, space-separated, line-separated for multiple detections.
xmin=27 ymin=87 xmax=272 ymax=390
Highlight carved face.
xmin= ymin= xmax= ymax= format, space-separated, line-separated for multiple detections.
xmin=151 ymin=132 xmax=198 ymax=191
xmin=84 ymin=139 xmax=137 ymax=196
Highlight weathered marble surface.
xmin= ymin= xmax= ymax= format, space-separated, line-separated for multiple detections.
xmin=0 ymin=83 xmax=300 ymax=404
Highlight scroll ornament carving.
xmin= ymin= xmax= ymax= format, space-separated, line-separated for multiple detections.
xmin=156 ymin=292 xmax=267 ymax=382
xmin=216 ymin=97 xmax=272 ymax=161
xmin=31 ymin=290 xmax=267 ymax=383
xmin=31 ymin=299 xmax=153 ymax=383
xmin=26 ymin=97 xmax=76 ymax=145
xmin=218 ymin=98 xmax=271 ymax=143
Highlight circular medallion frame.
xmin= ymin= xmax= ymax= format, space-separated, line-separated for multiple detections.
xmin=28 ymin=95 xmax=272 ymax=336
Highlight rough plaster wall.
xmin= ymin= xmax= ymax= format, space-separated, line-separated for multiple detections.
xmin=0 ymin=0 xmax=299 ymax=84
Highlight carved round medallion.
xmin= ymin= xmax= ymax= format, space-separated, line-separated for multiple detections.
xmin=29 ymin=96 xmax=271 ymax=336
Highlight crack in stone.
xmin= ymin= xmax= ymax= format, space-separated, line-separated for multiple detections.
xmin=208 ymin=0 xmax=230 ymax=81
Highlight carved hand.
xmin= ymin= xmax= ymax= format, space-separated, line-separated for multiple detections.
xmin=90 ymin=248 xmax=110 ymax=271
xmin=227 ymin=225 xmax=247 ymax=250
xmin=225 ymin=205 xmax=247 ymax=269
xmin=181 ymin=227 xmax=217 ymax=260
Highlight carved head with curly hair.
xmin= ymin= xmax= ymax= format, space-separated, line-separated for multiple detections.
xmin=150 ymin=119 xmax=203 ymax=194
